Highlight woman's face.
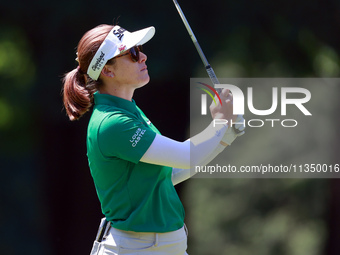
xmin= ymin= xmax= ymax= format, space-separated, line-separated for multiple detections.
xmin=110 ymin=50 xmax=150 ymax=89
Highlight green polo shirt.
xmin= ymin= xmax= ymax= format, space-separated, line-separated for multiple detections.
xmin=86 ymin=93 xmax=185 ymax=233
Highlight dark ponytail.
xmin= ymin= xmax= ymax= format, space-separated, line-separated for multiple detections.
xmin=62 ymin=67 xmax=97 ymax=121
xmin=62 ymin=24 xmax=114 ymax=121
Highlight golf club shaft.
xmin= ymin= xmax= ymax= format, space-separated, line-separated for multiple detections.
xmin=172 ymin=0 xmax=221 ymax=93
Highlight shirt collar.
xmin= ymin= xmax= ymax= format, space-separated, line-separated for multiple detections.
xmin=93 ymin=92 xmax=138 ymax=113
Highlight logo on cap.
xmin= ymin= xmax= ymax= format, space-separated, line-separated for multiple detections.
xmin=91 ymin=51 xmax=105 ymax=71
xmin=113 ymin=28 xmax=126 ymax=41
xmin=118 ymin=45 xmax=127 ymax=53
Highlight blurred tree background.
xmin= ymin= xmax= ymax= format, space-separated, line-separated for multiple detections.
xmin=0 ymin=0 xmax=340 ymax=254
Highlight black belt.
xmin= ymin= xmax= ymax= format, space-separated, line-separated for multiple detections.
xmin=96 ymin=219 xmax=111 ymax=242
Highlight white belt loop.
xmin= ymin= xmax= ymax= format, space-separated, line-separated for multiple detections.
xmin=184 ymin=223 xmax=188 ymax=237
xmin=154 ymin=233 xmax=159 ymax=247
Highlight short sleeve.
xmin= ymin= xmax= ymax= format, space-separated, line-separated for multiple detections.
xmin=98 ymin=112 xmax=156 ymax=163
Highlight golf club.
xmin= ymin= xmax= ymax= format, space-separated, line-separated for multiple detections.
xmin=171 ymin=0 xmax=221 ymax=93
xmin=172 ymin=0 xmax=246 ymax=135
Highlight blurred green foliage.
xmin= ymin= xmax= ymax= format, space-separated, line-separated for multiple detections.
xmin=0 ymin=25 xmax=37 ymax=149
xmin=185 ymin=178 xmax=329 ymax=255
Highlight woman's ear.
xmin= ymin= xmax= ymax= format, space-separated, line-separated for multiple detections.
xmin=101 ymin=66 xmax=114 ymax=78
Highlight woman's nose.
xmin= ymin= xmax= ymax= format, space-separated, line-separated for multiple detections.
xmin=139 ymin=52 xmax=147 ymax=62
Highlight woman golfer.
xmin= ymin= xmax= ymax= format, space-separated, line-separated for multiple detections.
xmin=62 ymin=23 xmax=243 ymax=255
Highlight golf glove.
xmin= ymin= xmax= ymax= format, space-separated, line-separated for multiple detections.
xmin=222 ymin=115 xmax=246 ymax=145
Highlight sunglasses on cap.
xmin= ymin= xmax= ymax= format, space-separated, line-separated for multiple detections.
xmin=114 ymin=45 xmax=143 ymax=62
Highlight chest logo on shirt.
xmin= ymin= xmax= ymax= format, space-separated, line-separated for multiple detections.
xmin=130 ymin=128 xmax=146 ymax=147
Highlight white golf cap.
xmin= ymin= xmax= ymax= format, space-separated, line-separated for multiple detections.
xmin=87 ymin=25 xmax=155 ymax=80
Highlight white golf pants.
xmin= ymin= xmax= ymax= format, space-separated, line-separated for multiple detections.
xmin=90 ymin=222 xmax=188 ymax=255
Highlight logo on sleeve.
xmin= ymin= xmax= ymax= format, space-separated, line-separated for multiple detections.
xmin=130 ymin=128 xmax=146 ymax=147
